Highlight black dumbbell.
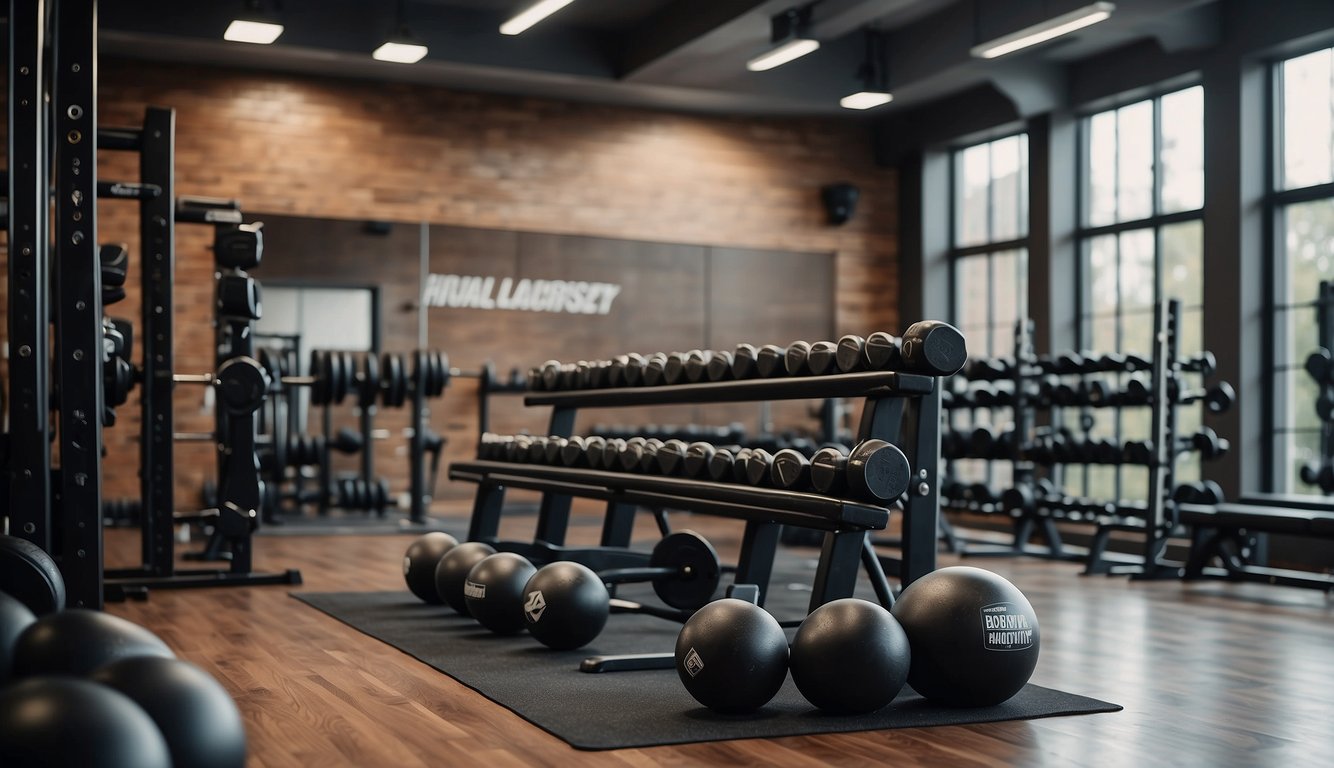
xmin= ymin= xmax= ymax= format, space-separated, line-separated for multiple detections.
xmin=662 ymin=352 xmax=690 ymax=385
xmin=835 ymin=335 xmax=867 ymax=373
xmin=755 ymin=345 xmax=787 ymax=378
xmin=621 ymin=353 xmax=649 ymax=386
xmin=600 ymin=438 xmax=627 ymax=470
xmin=1172 ymin=480 xmax=1224 ymax=505
xmin=968 ymin=426 xmax=997 ymax=457
xmin=655 ymin=439 xmax=690 ymax=476
xmin=1305 ymin=348 xmax=1334 ymax=384
xmin=898 ymin=321 xmax=969 ymax=376
xmin=681 ymin=441 xmax=717 ymax=478
xmin=1178 ymin=427 xmax=1230 ymax=460
xmin=730 ymin=344 xmax=760 ymax=379
xmin=1122 ymin=439 xmax=1155 ymax=465
xmin=806 ymin=341 xmax=838 ymax=375
xmin=785 ymin=341 xmax=814 ymax=376
xmin=809 ymin=440 xmax=911 ymax=502
xmin=1300 ymin=462 xmax=1334 ymax=492
xmin=963 ymin=357 xmax=1011 ymax=381
xmin=684 ymin=350 xmax=712 ymax=383
xmin=706 ymin=447 xmax=737 ymax=482
xmin=861 ymin=331 xmax=902 ymax=370
xmin=729 ymin=447 xmax=757 ymax=483
xmin=744 ymin=448 xmax=776 ymax=486
xmin=1177 ymin=381 xmax=1236 ymax=414
xmin=1179 ymin=351 xmax=1217 ymax=377
xmin=642 ymin=353 xmax=670 ymax=387
xmin=770 ymin=448 xmax=812 ymax=490
xmin=706 ymin=350 xmax=735 ymax=382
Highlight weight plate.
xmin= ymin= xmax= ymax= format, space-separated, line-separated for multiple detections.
xmin=310 ymin=350 xmax=329 ymax=406
xmin=327 ymin=350 xmax=345 ymax=405
xmin=437 ymin=350 xmax=451 ymax=394
xmin=649 ymin=530 xmax=722 ymax=611
xmin=359 ymin=352 xmax=379 ymax=409
xmin=381 ymin=353 xmax=403 ymax=407
xmin=341 ymin=352 xmax=357 ymax=405
xmin=0 ymin=534 xmax=67 ymax=615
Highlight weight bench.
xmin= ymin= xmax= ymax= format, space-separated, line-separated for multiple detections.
xmin=1180 ymin=501 xmax=1334 ymax=591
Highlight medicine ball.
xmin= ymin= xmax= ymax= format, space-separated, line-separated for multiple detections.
xmin=891 ymin=566 xmax=1040 ymax=707
xmin=434 ymin=541 xmax=497 ymax=615
xmin=403 ymin=532 xmax=459 ymax=603
xmin=674 ymin=598 xmax=788 ymax=713
xmin=92 ymin=656 xmax=247 ymax=768
xmin=0 ymin=534 xmax=66 ymax=615
xmin=12 ymin=609 xmax=175 ymax=679
xmin=0 ymin=677 xmax=172 ymax=768
xmin=0 ymin=590 xmax=37 ymax=685
xmin=464 ymin=553 xmax=537 ymax=634
xmin=522 ymin=561 xmax=610 ymax=650
xmin=789 ymin=598 xmax=911 ymax=714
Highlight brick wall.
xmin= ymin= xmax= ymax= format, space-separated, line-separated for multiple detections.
xmin=7 ymin=57 xmax=899 ymax=506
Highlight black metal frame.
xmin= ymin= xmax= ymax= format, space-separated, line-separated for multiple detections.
xmin=450 ymin=369 xmax=943 ymax=613
xmin=6 ymin=0 xmax=52 ymax=552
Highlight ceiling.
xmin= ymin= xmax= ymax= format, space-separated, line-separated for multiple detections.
xmin=99 ymin=0 xmax=1222 ymax=118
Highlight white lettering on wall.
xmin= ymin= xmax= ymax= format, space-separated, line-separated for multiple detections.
xmin=423 ymin=274 xmax=623 ymax=316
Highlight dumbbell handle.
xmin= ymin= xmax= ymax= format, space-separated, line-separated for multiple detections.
xmin=599 ymin=566 xmax=682 ymax=584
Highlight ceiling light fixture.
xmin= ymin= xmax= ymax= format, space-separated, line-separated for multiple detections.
xmin=840 ymin=29 xmax=892 ymax=110
xmin=746 ymin=5 xmax=820 ymax=72
xmin=500 ymin=0 xmax=576 ymax=36
xmin=223 ymin=1 xmax=283 ymax=45
xmin=970 ymin=1 xmax=1115 ymax=59
xmin=374 ymin=0 xmax=429 ymax=64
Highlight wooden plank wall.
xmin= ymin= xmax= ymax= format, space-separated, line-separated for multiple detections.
xmin=2 ymin=57 xmax=900 ymax=506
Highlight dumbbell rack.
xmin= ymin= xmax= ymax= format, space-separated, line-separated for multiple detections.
xmin=1302 ymin=280 xmax=1334 ymax=493
xmin=450 ymin=366 xmax=944 ymax=610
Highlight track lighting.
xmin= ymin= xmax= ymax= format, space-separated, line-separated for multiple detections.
xmin=223 ymin=1 xmax=283 ymax=45
xmin=746 ymin=5 xmax=820 ymax=72
xmin=970 ymin=2 xmax=1115 ymax=59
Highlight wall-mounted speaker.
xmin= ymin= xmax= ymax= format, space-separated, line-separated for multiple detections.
xmin=821 ymin=183 xmax=859 ymax=226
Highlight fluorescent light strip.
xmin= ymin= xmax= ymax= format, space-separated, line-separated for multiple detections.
xmin=970 ymin=2 xmax=1114 ymax=59
xmin=500 ymin=0 xmax=576 ymax=36
xmin=223 ymin=19 xmax=284 ymax=45
xmin=372 ymin=41 xmax=429 ymax=63
xmin=746 ymin=38 xmax=820 ymax=72
xmin=840 ymin=91 xmax=893 ymax=110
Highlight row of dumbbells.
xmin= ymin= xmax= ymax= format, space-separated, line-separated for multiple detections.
xmin=588 ymin=422 xmax=747 ymax=444
xmin=964 ymin=350 xmax=1220 ymax=381
xmin=945 ymin=425 xmax=1231 ymax=464
xmin=944 ymin=478 xmax=1223 ymax=513
xmin=527 ymin=321 xmax=968 ymax=391
xmin=258 ymin=429 xmax=365 ymax=470
xmin=330 ymin=476 xmax=392 ymax=512
xmin=476 ymin=433 xmax=912 ymax=503
xmin=948 ymin=377 xmax=1236 ymax=414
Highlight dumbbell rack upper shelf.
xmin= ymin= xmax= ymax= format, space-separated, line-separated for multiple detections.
xmin=523 ymin=371 xmax=936 ymax=407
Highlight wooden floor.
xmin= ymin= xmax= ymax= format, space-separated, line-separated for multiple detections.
xmin=103 ymin=506 xmax=1334 ymax=768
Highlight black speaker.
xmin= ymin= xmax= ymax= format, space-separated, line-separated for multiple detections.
xmin=821 ymin=183 xmax=859 ymax=225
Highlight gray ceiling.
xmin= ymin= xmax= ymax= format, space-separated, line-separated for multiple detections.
xmin=99 ymin=0 xmax=1222 ymax=117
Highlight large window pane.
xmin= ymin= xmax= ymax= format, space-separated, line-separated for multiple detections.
xmin=955 ymin=255 xmax=990 ymax=332
xmin=956 ymin=143 xmax=991 ymax=247
xmin=1118 ymin=229 xmax=1156 ymax=312
xmin=991 ymin=135 xmax=1027 ymax=241
xmin=1117 ymin=101 xmax=1155 ymax=222
xmin=1087 ymin=111 xmax=1117 ymax=227
xmin=1282 ymin=48 xmax=1334 ymax=191
xmin=992 ymin=249 xmax=1026 ymax=332
xmin=1284 ymin=197 xmax=1334 ymax=305
xmin=1160 ymin=86 xmax=1204 ymax=213
xmin=1087 ymin=234 xmax=1118 ymax=314
xmin=1161 ymin=220 xmax=1203 ymax=308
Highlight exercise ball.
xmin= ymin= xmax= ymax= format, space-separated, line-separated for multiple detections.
xmin=0 ymin=534 xmax=66 ymax=615
xmin=891 ymin=566 xmax=1040 ymax=707
xmin=789 ymin=598 xmax=911 ymax=714
xmin=522 ymin=561 xmax=610 ymax=650
xmin=403 ymin=532 xmax=459 ymax=603
xmin=0 ymin=677 xmax=172 ymax=768
xmin=12 ymin=609 xmax=175 ymax=678
xmin=464 ymin=553 xmax=537 ymax=634
xmin=0 ymin=590 xmax=37 ymax=684
xmin=674 ymin=598 xmax=788 ymax=713
xmin=434 ymin=541 xmax=497 ymax=615
xmin=91 ymin=656 xmax=247 ymax=768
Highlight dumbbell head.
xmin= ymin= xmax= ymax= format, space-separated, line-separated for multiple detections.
xmin=862 ymin=332 xmax=902 ymax=371
xmin=622 ymin=353 xmax=649 ymax=386
xmin=684 ymin=350 xmax=713 ymax=383
xmin=1305 ymin=349 xmax=1333 ymax=384
xmin=770 ymin=448 xmax=811 ymax=490
xmin=682 ymin=441 xmax=717 ymax=478
xmin=785 ymin=341 xmax=813 ymax=376
xmin=643 ymin=353 xmax=670 ymax=387
xmin=744 ymin=449 xmax=775 ymax=486
xmin=806 ymin=341 xmax=838 ymax=375
xmin=656 ymin=439 xmax=690 ymax=476
xmin=213 ymin=223 xmax=263 ymax=270
xmin=755 ymin=345 xmax=787 ymax=378
xmin=847 ymin=439 xmax=912 ymax=501
xmin=835 ymin=335 xmax=866 ymax=373
xmin=899 ymin=321 xmax=967 ymax=376
xmin=663 ymin=352 xmax=691 ymax=386
xmin=731 ymin=344 xmax=759 ymax=380
xmin=706 ymin=350 xmax=735 ymax=382
xmin=707 ymin=447 xmax=736 ymax=481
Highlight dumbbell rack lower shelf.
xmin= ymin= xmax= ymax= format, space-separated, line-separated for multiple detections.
xmin=448 ymin=368 xmax=943 ymax=612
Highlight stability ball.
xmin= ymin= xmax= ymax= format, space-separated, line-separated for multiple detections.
xmin=674 ymin=598 xmax=788 ymax=713
xmin=522 ymin=561 xmax=610 ymax=650
xmin=0 ymin=677 xmax=172 ymax=768
xmin=403 ymin=532 xmax=458 ymax=603
xmin=11 ymin=609 xmax=175 ymax=678
xmin=92 ymin=656 xmax=247 ymax=768
xmin=891 ymin=566 xmax=1040 ymax=707
xmin=464 ymin=553 xmax=537 ymax=634
xmin=0 ymin=590 xmax=37 ymax=684
xmin=434 ymin=541 xmax=497 ymax=615
xmin=789 ymin=598 xmax=911 ymax=714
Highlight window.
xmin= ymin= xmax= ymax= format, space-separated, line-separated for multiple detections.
xmin=950 ymin=134 xmax=1029 ymax=490
xmin=951 ymin=134 xmax=1029 ymax=359
xmin=1076 ymin=86 xmax=1205 ymax=501
xmin=1270 ymin=46 xmax=1334 ymax=493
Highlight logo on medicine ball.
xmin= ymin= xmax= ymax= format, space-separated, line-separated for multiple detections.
xmin=980 ymin=603 xmax=1035 ymax=651
xmin=464 ymin=581 xmax=486 ymax=600
xmin=683 ymin=647 xmax=705 ymax=678
xmin=524 ymin=590 xmax=547 ymax=623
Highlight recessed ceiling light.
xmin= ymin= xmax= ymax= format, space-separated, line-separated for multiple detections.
xmin=373 ymin=41 xmax=429 ymax=64
xmin=223 ymin=19 xmax=284 ymax=45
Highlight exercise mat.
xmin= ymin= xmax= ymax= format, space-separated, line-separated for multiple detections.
xmin=293 ymin=563 xmax=1119 ymax=750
